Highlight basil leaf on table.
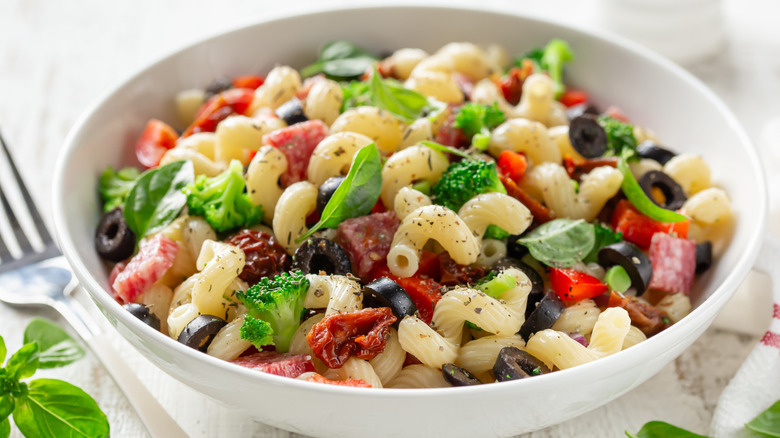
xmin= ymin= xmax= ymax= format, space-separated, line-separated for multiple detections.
xmin=23 ymin=318 xmax=84 ymax=369
xmin=369 ymin=65 xmax=429 ymax=123
xmin=747 ymin=400 xmax=780 ymax=437
xmin=297 ymin=144 xmax=382 ymax=242
xmin=517 ymin=218 xmax=595 ymax=268
xmin=0 ymin=335 xmax=5 ymax=365
xmin=301 ymin=40 xmax=378 ymax=80
xmin=123 ymin=160 xmax=194 ymax=238
xmin=618 ymin=148 xmax=687 ymax=223
xmin=0 ymin=417 xmax=9 ymax=438
xmin=625 ymin=421 xmax=709 ymax=438
xmin=4 ymin=343 xmax=39 ymax=381
xmin=12 ymin=379 xmax=109 ymax=438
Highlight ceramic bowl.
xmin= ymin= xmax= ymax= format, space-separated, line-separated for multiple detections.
xmin=52 ymin=5 xmax=766 ymax=437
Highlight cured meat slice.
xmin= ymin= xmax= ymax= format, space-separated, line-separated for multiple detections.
xmin=263 ymin=119 xmax=329 ymax=186
xmin=648 ymin=232 xmax=696 ymax=294
xmin=112 ymin=234 xmax=178 ymax=303
xmin=337 ymin=211 xmax=399 ymax=280
xmin=230 ymin=351 xmax=316 ymax=378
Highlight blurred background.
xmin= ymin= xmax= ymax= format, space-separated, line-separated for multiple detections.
xmin=0 ymin=0 xmax=778 ymax=436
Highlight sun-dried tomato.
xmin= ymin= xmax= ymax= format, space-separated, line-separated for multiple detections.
xmin=499 ymin=174 xmax=553 ymax=227
xmin=224 ymin=229 xmax=291 ymax=284
xmin=438 ymin=252 xmax=485 ymax=286
xmin=307 ymin=307 xmax=396 ymax=369
xmin=606 ymin=295 xmax=670 ymax=337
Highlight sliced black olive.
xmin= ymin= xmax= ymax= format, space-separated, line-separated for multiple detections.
xmin=506 ymin=235 xmax=529 ymax=260
xmin=566 ymin=103 xmax=600 ymax=122
xmin=598 ymin=241 xmax=653 ymax=295
xmin=696 ymin=241 xmax=713 ymax=274
xmin=518 ymin=291 xmax=564 ymax=341
xmin=122 ymin=303 xmax=161 ymax=331
xmin=442 ymin=363 xmax=482 ymax=386
xmin=95 ymin=208 xmax=136 ymax=262
xmin=178 ymin=314 xmax=227 ymax=352
xmin=491 ymin=258 xmax=544 ymax=312
xmin=638 ymin=170 xmax=687 ymax=211
xmin=363 ymin=277 xmax=417 ymax=322
xmin=569 ymin=114 xmax=608 ymax=158
xmin=317 ymin=176 xmax=346 ymax=214
xmin=493 ymin=347 xmax=550 ymax=382
xmin=636 ymin=141 xmax=677 ymax=165
xmin=204 ymin=75 xmax=233 ymax=99
xmin=275 ymin=98 xmax=309 ymax=126
xmin=292 ymin=238 xmax=352 ymax=275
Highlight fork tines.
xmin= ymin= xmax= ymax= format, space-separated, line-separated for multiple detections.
xmin=0 ymin=131 xmax=60 ymax=273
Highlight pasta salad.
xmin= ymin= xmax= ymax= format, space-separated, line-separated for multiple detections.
xmin=94 ymin=39 xmax=733 ymax=388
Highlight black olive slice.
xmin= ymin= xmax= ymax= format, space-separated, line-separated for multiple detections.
xmin=95 ymin=208 xmax=136 ymax=262
xmin=636 ymin=141 xmax=677 ymax=165
xmin=638 ymin=170 xmax=687 ymax=211
xmin=598 ymin=242 xmax=653 ymax=295
xmin=122 ymin=303 xmax=161 ymax=331
xmin=506 ymin=235 xmax=529 ymax=260
xmin=178 ymin=314 xmax=227 ymax=352
xmin=275 ymin=98 xmax=309 ymax=126
xmin=491 ymin=258 xmax=544 ymax=311
xmin=518 ymin=291 xmax=564 ymax=341
xmin=493 ymin=347 xmax=550 ymax=382
xmin=363 ymin=277 xmax=417 ymax=322
xmin=696 ymin=241 xmax=713 ymax=274
xmin=569 ymin=114 xmax=608 ymax=158
xmin=317 ymin=176 xmax=346 ymax=214
xmin=566 ymin=103 xmax=600 ymax=122
xmin=204 ymin=75 xmax=233 ymax=99
xmin=442 ymin=363 xmax=482 ymax=386
xmin=292 ymin=238 xmax=352 ymax=275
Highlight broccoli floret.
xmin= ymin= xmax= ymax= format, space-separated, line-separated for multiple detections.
xmin=184 ymin=160 xmax=263 ymax=233
xmin=235 ymin=271 xmax=310 ymax=353
xmin=99 ymin=166 xmax=140 ymax=211
xmin=515 ymin=39 xmax=574 ymax=98
xmin=432 ymin=159 xmax=506 ymax=212
xmin=453 ymin=103 xmax=506 ymax=150
xmin=599 ymin=115 xmax=637 ymax=156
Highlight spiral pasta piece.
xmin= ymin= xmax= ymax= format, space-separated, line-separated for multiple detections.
xmin=303 ymin=274 xmax=363 ymax=315
xmin=488 ymin=118 xmax=562 ymax=165
xmin=455 ymin=334 xmax=526 ymax=376
xmin=307 ymin=132 xmax=375 ymax=185
xmin=272 ymin=181 xmax=317 ymax=254
xmin=380 ymin=144 xmax=450 ymax=208
xmin=457 ymin=192 xmax=532 ymax=239
xmin=246 ymin=145 xmax=288 ymax=223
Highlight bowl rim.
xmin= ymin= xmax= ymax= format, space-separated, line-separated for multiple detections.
xmin=52 ymin=2 xmax=767 ymax=399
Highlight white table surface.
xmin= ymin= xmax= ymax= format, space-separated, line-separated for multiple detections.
xmin=1 ymin=0 xmax=778 ymax=437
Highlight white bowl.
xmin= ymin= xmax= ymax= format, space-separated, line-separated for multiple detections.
xmin=52 ymin=5 xmax=766 ymax=438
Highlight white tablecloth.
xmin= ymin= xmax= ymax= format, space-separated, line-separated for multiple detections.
xmin=1 ymin=0 xmax=778 ymax=436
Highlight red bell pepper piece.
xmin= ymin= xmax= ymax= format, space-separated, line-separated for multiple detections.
xmin=134 ymin=119 xmax=178 ymax=168
xmin=497 ymin=150 xmax=527 ymax=182
xmin=611 ymin=200 xmax=689 ymax=249
xmin=548 ymin=267 xmax=608 ymax=303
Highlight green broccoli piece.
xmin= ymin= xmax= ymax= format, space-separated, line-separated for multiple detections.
xmin=99 ymin=166 xmax=140 ymax=211
xmin=432 ymin=159 xmax=506 ymax=212
xmin=453 ymin=103 xmax=506 ymax=150
xmin=235 ymin=271 xmax=310 ymax=353
xmin=475 ymin=271 xmax=517 ymax=299
xmin=515 ymin=39 xmax=574 ymax=98
xmin=599 ymin=115 xmax=637 ymax=156
xmin=184 ymin=160 xmax=263 ymax=233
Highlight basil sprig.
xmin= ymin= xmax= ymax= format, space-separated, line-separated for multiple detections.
xmin=123 ymin=160 xmax=194 ymax=238
xmin=300 ymin=40 xmax=378 ymax=80
xmin=747 ymin=400 xmax=780 ymax=437
xmin=617 ymin=148 xmax=686 ymax=223
xmin=297 ymin=144 xmax=382 ymax=242
xmin=0 ymin=318 xmax=108 ymax=438
xmin=368 ymin=65 xmax=429 ymax=123
xmin=420 ymin=140 xmax=473 ymax=161
xmin=625 ymin=421 xmax=708 ymax=438
xmin=517 ymin=218 xmax=595 ymax=268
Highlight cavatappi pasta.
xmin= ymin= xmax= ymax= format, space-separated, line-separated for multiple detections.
xmin=95 ymin=39 xmax=732 ymax=389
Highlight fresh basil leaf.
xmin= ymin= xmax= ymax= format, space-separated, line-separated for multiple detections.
xmin=0 ymin=395 xmax=13 ymax=421
xmin=341 ymin=80 xmax=371 ymax=111
xmin=297 ymin=144 xmax=382 ymax=242
xmin=518 ymin=218 xmax=595 ymax=268
xmin=5 ymin=343 xmax=38 ymax=381
xmin=369 ymin=66 xmax=428 ymax=123
xmin=0 ymin=417 xmax=8 ymax=438
xmin=23 ymin=318 xmax=85 ymax=369
xmin=124 ymin=160 xmax=194 ymax=238
xmin=625 ymin=421 xmax=708 ymax=438
xmin=618 ymin=149 xmax=686 ymax=223
xmin=746 ymin=400 xmax=780 ymax=437
xmin=0 ymin=335 xmax=5 ymax=366
xmin=583 ymin=223 xmax=622 ymax=263
xmin=13 ymin=378 xmax=109 ymax=438
xmin=420 ymin=140 xmax=472 ymax=161
xmin=320 ymin=40 xmax=374 ymax=61
xmin=301 ymin=40 xmax=378 ymax=80
xmin=98 ymin=166 xmax=140 ymax=212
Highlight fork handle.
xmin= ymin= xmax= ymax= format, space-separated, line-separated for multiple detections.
xmin=87 ymin=334 xmax=189 ymax=438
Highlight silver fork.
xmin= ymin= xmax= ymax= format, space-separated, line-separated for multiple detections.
xmin=0 ymin=131 xmax=188 ymax=438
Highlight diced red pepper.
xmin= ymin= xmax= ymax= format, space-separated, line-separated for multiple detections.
xmin=548 ymin=267 xmax=608 ymax=303
xmin=497 ymin=150 xmax=528 ymax=182
xmin=304 ymin=373 xmax=372 ymax=388
xmin=232 ymin=75 xmax=264 ymax=90
xmin=611 ymin=200 xmax=689 ymax=249
xmin=558 ymin=89 xmax=588 ymax=108
xmin=134 ymin=119 xmax=178 ymax=168
xmin=182 ymin=88 xmax=256 ymax=137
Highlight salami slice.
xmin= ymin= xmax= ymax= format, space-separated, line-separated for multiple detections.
xmin=230 ymin=351 xmax=316 ymax=378
xmin=648 ymin=232 xmax=696 ymax=294
xmin=112 ymin=234 xmax=179 ymax=303
xmin=337 ymin=211 xmax=400 ymax=280
xmin=263 ymin=119 xmax=328 ymax=186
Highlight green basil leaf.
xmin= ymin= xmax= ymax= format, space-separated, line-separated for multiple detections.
xmin=0 ymin=335 xmax=6 ymax=366
xmin=625 ymin=421 xmax=708 ymax=438
xmin=583 ymin=223 xmax=622 ymax=263
xmin=321 ymin=57 xmax=376 ymax=79
xmin=297 ymin=144 xmax=382 ymax=242
xmin=23 ymin=318 xmax=85 ymax=369
xmin=746 ymin=400 xmax=780 ymax=437
xmin=13 ymin=378 xmax=109 ymax=438
xmin=301 ymin=41 xmax=378 ymax=80
xmin=618 ymin=149 xmax=686 ymax=223
xmin=5 ymin=343 xmax=39 ymax=381
xmin=124 ymin=160 xmax=194 ymax=237
xmin=369 ymin=66 xmax=428 ymax=123
xmin=420 ymin=141 xmax=473 ymax=161
xmin=0 ymin=417 xmax=8 ymax=438
xmin=320 ymin=40 xmax=373 ymax=61
xmin=0 ymin=395 xmax=13 ymax=421
xmin=518 ymin=218 xmax=595 ymax=268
